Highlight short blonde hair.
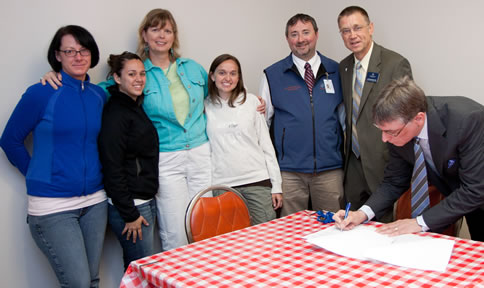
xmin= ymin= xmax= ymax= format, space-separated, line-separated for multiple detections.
xmin=136 ymin=8 xmax=180 ymax=61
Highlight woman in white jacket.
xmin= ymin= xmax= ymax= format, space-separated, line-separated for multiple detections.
xmin=205 ymin=54 xmax=282 ymax=224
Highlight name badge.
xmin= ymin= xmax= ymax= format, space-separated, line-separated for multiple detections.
xmin=323 ymin=79 xmax=335 ymax=94
xmin=366 ymin=72 xmax=379 ymax=83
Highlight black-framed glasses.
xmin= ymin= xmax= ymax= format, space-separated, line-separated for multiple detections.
xmin=58 ymin=49 xmax=91 ymax=57
xmin=374 ymin=121 xmax=409 ymax=137
xmin=339 ymin=25 xmax=369 ymax=36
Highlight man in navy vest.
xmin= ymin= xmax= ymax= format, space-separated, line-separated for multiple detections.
xmin=260 ymin=13 xmax=345 ymax=216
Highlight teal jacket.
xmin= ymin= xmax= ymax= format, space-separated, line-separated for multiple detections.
xmin=99 ymin=57 xmax=208 ymax=152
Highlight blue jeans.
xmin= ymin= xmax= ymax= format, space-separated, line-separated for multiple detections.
xmin=108 ymin=199 xmax=157 ymax=269
xmin=27 ymin=200 xmax=107 ymax=288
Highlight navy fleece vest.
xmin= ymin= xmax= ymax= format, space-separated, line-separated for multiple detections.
xmin=264 ymin=53 xmax=343 ymax=173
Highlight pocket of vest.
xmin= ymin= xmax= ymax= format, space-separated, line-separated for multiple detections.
xmin=281 ymin=128 xmax=285 ymax=160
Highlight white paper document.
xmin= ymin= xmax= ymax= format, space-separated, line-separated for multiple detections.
xmin=304 ymin=225 xmax=455 ymax=272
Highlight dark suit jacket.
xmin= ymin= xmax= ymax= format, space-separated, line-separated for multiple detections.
xmin=366 ymin=96 xmax=484 ymax=232
xmin=340 ymin=43 xmax=412 ymax=193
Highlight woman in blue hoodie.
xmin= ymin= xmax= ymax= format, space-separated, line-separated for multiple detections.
xmin=0 ymin=25 xmax=107 ymax=288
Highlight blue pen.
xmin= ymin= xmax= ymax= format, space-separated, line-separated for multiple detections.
xmin=344 ymin=202 xmax=351 ymax=219
xmin=341 ymin=202 xmax=351 ymax=231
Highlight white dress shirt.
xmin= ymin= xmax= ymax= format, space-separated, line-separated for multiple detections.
xmin=352 ymin=41 xmax=374 ymax=91
xmin=259 ymin=53 xmax=320 ymax=126
xmin=259 ymin=53 xmax=346 ymax=130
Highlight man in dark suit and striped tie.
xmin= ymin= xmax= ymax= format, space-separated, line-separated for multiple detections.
xmin=334 ymin=76 xmax=484 ymax=242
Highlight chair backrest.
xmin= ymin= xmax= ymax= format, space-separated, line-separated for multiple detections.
xmin=185 ymin=185 xmax=251 ymax=243
xmin=395 ymin=185 xmax=462 ymax=236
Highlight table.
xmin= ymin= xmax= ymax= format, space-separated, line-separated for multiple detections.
xmin=120 ymin=211 xmax=484 ymax=287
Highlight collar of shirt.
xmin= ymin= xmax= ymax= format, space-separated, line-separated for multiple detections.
xmin=353 ymin=41 xmax=374 ymax=72
xmin=143 ymin=57 xmax=186 ymax=72
xmin=417 ymin=113 xmax=429 ymax=140
xmin=292 ymin=53 xmax=320 ymax=79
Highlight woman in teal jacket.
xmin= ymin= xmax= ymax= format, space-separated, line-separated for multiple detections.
xmin=129 ymin=9 xmax=211 ymax=250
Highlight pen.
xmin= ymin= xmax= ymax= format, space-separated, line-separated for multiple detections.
xmin=341 ymin=202 xmax=351 ymax=231
xmin=344 ymin=202 xmax=351 ymax=219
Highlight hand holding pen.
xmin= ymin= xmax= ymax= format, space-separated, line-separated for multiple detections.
xmin=340 ymin=203 xmax=351 ymax=231
xmin=333 ymin=203 xmax=368 ymax=231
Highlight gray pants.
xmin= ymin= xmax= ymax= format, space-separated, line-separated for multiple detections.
xmin=214 ymin=186 xmax=276 ymax=225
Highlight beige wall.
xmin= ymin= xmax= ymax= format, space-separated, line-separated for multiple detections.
xmin=0 ymin=1 xmax=482 ymax=287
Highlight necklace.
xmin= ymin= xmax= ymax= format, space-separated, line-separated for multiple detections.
xmin=163 ymin=62 xmax=173 ymax=76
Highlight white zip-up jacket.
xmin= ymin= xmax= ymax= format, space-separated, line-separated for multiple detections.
xmin=205 ymin=93 xmax=282 ymax=193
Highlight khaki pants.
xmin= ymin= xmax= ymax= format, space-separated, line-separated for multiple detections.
xmin=280 ymin=169 xmax=343 ymax=216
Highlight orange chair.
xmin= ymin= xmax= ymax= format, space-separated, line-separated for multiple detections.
xmin=185 ymin=185 xmax=252 ymax=243
xmin=395 ymin=185 xmax=462 ymax=236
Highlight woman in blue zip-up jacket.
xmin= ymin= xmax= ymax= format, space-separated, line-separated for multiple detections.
xmin=0 ymin=25 xmax=107 ymax=288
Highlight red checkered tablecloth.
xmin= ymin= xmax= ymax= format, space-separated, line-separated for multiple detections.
xmin=120 ymin=211 xmax=484 ymax=287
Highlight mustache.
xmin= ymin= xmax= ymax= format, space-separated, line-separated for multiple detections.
xmin=296 ymin=41 xmax=309 ymax=46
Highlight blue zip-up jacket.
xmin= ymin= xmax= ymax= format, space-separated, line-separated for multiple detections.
xmin=0 ymin=71 xmax=106 ymax=197
xmin=264 ymin=52 xmax=343 ymax=173
xmin=98 ymin=57 xmax=208 ymax=152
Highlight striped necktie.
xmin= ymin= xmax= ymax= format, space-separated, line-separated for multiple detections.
xmin=351 ymin=62 xmax=363 ymax=158
xmin=411 ymin=138 xmax=430 ymax=218
xmin=304 ymin=62 xmax=315 ymax=95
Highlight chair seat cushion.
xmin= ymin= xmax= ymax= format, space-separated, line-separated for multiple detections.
xmin=190 ymin=191 xmax=251 ymax=242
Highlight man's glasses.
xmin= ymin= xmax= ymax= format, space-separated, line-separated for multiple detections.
xmin=374 ymin=121 xmax=409 ymax=137
xmin=339 ymin=25 xmax=369 ymax=37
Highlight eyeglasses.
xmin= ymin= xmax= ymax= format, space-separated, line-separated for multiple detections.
xmin=58 ymin=49 xmax=91 ymax=57
xmin=374 ymin=121 xmax=409 ymax=137
xmin=339 ymin=25 xmax=368 ymax=36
